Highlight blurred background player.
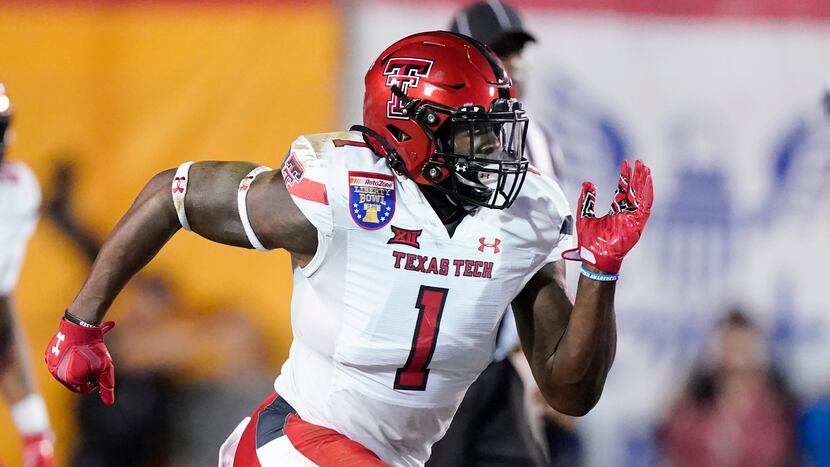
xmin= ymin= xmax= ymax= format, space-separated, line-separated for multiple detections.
xmin=428 ymin=3 xmax=577 ymax=466
xmin=659 ymin=310 xmax=797 ymax=467
xmin=0 ymin=83 xmax=55 ymax=466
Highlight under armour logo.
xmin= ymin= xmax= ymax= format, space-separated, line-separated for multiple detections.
xmin=239 ymin=175 xmax=254 ymax=192
xmin=173 ymin=176 xmax=186 ymax=194
xmin=478 ymin=237 xmax=501 ymax=254
xmin=51 ymin=332 xmax=65 ymax=356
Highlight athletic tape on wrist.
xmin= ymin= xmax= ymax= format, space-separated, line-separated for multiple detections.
xmin=237 ymin=166 xmax=272 ymax=251
xmin=172 ymin=161 xmax=195 ymax=231
xmin=580 ymin=264 xmax=619 ymax=282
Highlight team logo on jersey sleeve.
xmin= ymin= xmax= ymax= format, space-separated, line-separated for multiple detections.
xmin=282 ymin=153 xmax=305 ymax=187
xmin=349 ymin=171 xmax=396 ymax=230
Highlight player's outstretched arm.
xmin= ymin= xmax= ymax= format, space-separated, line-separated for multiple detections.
xmin=46 ymin=161 xmax=316 ymax=404
xmin=512 ymin=160 xmax=652 ymax=416
xmin=67 ymin=161 xmax=316 ymax=323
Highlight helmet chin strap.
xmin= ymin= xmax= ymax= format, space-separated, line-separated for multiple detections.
xmin=349 ymin=124 xmax=419 ymax=180
xmin=355 ymin=84 xmax=447 ymax=182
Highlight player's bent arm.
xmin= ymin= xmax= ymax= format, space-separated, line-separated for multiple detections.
xmin=512 ymin=261 xmax=616 ymax=417
xmin=68 ymin=162 xmax=317 ymax=325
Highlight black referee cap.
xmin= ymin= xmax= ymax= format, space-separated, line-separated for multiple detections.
xmin=448 ymin=1 xmax=536 ymax=55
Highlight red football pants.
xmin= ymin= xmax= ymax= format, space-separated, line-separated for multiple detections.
xmin=221 ymin=392 xmax=386 ymax=467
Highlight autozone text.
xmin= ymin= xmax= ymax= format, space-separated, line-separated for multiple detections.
xmin=349 ymin=176 xmax=394 ymax=189
xmin=392 ymin=251 xmax=493 ymax=278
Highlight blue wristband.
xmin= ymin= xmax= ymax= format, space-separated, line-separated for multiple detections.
xmin=580 ymin=265 xmax=618 ymax=282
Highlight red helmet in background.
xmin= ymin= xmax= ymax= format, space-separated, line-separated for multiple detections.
xmin=359 ymin=31 xmax=529 ymax=209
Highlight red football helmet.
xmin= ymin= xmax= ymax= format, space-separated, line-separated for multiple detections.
xmin=359 ymin=31 xmax=529 ymax=209
xmin=0 ymin=82 xmax=10 ymax=162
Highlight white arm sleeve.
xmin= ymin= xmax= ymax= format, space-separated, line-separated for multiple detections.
xmin=237 ymin=166 xmax=272 ymax=251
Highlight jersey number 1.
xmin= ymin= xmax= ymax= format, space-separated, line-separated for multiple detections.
xmin=394 ymin=286 xmax=449 ymax=391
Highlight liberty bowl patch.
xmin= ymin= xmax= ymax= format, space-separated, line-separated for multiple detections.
xmin=349 ymin=171 xmax=395 ymax=230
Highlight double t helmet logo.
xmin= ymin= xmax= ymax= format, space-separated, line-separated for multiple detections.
xmin=383 ymin=58 xmax=433 ymax=119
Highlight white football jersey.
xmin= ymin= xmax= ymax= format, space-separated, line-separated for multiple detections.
xmin=275 ymin=132 xmax=572 ymax=466
xmin=0 ymin=161 xmax=40 ymax=295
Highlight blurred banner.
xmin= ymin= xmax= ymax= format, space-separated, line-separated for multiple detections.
xmin=343 ymin=1 xmax=830 ymax=465
xmin=0 ymin=1 xmax=339 ymax=465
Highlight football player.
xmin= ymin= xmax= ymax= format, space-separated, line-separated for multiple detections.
xmin=0 ymin=83 xmax=55 ymax=467
xmin=45 ymin=32 xmax=652 ymax=466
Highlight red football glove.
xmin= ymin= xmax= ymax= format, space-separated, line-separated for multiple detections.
xmin=45 ymin=318 xmax=116 ymax=405
xmin=562 ymin=159 xmax=653 ymax=273
xmin=22 ymin=431 xmax=54 ymax=467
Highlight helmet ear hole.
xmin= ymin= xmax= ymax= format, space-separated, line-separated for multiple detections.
xmin=386 ymin=124 xmax=411 ymax=143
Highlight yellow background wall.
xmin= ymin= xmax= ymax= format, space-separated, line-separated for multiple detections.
xmin=0 ymin=2 xmax=340 ymax=464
